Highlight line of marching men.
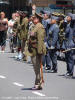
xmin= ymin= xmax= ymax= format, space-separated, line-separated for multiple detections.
xmin=8 ymin=10 xmax=75 ymax=90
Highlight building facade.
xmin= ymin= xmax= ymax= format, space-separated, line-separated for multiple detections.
xmin=32 ymin=0 xmax=56 ymax=7
xmin=0 ymin=0 xmax=74 ymax=18
xmin=32 ymin=0 xmax=74 ymax=7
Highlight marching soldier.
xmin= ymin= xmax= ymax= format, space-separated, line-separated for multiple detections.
xmin=28 ymin=13 xmax=46 ymax=90
xmin=13 ymin=11 xmax=21 ymax=58
xmin=48 ymin=16 xmax=59 ymax=73
xmin=62 ymin=14 xmax=75 ymax=77
xmin=18 ymin=11 xmax=28 ymax=53
xmin=15 ymin=11 xmax=29 ymax=60
xmin=42 ymin=11 xmax=52 ymax=71
xmin=23 ymin=15 xmax=35 ymax=62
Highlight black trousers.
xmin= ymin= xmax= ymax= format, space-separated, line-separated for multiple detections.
xmin=0 ymin=31 xmax=7 ymax=46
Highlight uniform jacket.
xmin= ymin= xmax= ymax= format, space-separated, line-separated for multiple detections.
xmin=62 ymin=23 xmax=74 ymax=49
xmin=18 ymin=17 xmax=28 ymax=40
xmin=48 ymin=23 xmax=59 ymax=49
xmin=28 ymin=22 xmax=46 ymax=56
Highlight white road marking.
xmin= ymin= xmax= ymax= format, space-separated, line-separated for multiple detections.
xmin=32 ymin=91 xmax=46 ymax=96
xmin=13 ymin=82 xmax=24 ymax=87
xmin=48 ymin=97 xmax=59 ymax=100
xmin=0 ymin=75 xmax=6 ymax=79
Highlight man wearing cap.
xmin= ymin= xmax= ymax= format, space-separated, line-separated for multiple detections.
xmin=28 ymin=13 xmax=46 ymax=90
xmin=48 ymin=16 xmax=59 ymax=73
xmin=42 ymin=11 xmax=52 ymax=71
xmin=62 ymin=14 xmax=75 ymax=77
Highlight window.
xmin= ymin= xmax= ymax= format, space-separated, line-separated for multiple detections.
xmin=56 ymin=1 xmax=67 ymax=5
xmin=56 ymin=0 xmax=72 ymax=6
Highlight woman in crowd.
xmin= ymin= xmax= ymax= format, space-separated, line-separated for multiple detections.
xmin=0 ymin=12 xmax=8 ymax=52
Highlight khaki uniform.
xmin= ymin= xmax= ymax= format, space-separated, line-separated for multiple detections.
xmin=28 ymin=22 xmax=46 ymax=86
xmin=17 ymin=17 xmax=28 ymax=53
xmin=18 ymin=17 xmax=28 ymax=40
xmin=13 ymin=17 xmax=21 ymax=51
xmin=23 ymin=22 xmax=35 ymax=58
xmin=13 ymin=17 xmax=20 ymax=35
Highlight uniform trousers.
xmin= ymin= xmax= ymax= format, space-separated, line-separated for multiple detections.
xmin=65 ymin=50 xmax=74 ymax=75
xmin=31 ymin=54 xmax=42 ymax=86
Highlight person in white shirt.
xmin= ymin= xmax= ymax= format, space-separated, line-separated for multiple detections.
xmin=8 ymin=13 xmax=16 ymax=53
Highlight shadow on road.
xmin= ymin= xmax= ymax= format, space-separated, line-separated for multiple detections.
xmin=21 ymin=88 xmax=33 ymax=91
xmin=58 ymin=74 xmax=75 ymax=79
xmin=58 ymin=74 xmax=65 ymax=76
xmin=72 ymin=77 xmax=75 ymax=79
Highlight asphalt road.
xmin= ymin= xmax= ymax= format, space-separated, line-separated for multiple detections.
xmin=0 ymin=42 xmax=75 ymax=100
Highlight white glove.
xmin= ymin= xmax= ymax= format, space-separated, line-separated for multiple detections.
xmin=50 ymin=46 xmax=55 ymax=49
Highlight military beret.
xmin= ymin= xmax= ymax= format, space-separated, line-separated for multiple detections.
xmin=51 ymin=16 xmax=59 ymax=21
xmin=67 ymin=13 xmax=75 ymax=20
xmin=40 ymin=10 xmax=51 ymax=16
xmin=71 ymin=14 xmax=75 ymax=20
xmin=44 ymin=11 xmax=51 ymax=16
xmin=67 ymin=13 xmax=72 ymax=18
